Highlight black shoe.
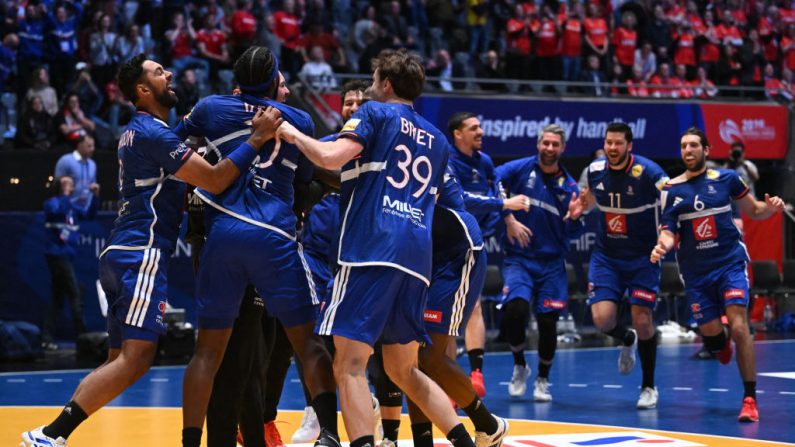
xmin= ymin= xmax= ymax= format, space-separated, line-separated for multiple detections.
xmin=690 ymin=346 xmax=716 ymax=360
xmin=314 ymin=429 xmax=341 ymax=447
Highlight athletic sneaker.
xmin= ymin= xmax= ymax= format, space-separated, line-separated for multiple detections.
xmin=20 ymin=427 xmax=66 ymax=447
xmin=619 ymin=329 xmax=638 ymax=375
xmin=508 ymin=365 xmax=531 ymax=397
xmin=379 ymin=439 xmax=396 ymax=447
xmin=372 ymin=394 xmax=384 ymax=439
xmin=474 ymin=415 xmax=509 ymax=447
xmin=738 ymin=397 xmax=760 ymax=422
xmin=314 ymin=429 xmax=341 ymax=447
xmin=636 ymin=387 xmax=659 ymax=409
xmin=265 ymin=421 xmax=286 ymax=447
xmin=292 ymin=406 xmax=321 ymax=443
xmin=532 ymin=377 xmax=552 ymax=402
xmin=717 ymin=328 xmax=733 ymax=365
xmin=470 ymin=369 xmax=486 ymax=398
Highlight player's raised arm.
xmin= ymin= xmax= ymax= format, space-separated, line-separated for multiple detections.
xmin=277 ymin=120 xmax=362 ymax=170
xmin=175 ymin=107 xmax=282 ymax=194
xmin=736 ymin=192 xmax=785 ymax=220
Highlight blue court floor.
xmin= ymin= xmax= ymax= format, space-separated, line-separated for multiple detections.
xmin=2 ymin=339 xmax=794 ymax=445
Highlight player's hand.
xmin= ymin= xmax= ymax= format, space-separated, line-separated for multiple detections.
xmin=506 ymin=216 xmax=532 ymax=248
xmin=503 ymin=194 xmax=530 ymax=212
xmin=276 ymin=120 xmax=300 ymax=144
xmin=90 ymin=183 xmax=100 ymax=196
xmin=568 ymin=192 xmax=584 ymax=220
xmin=765 ymin=193 xmax=785 ymax=211
xmin=249 ymin=106 xmax=283 ymax=147
xmin=650 ymin=242 xmax=667 ymax=263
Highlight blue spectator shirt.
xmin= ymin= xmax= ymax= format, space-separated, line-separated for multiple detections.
xmin=54 ymin=150 xmax=98 ymax=209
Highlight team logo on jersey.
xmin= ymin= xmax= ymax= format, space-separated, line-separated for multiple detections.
xmin=724 ymin=289 xmax=745 ymax=300
xmin=626 ymin=185 xmax=634 ymax=196
xmin=707 ymin=185 xmax=717 ymax=194
xmin=471 ymin=169 xmax=480 ymax=183
xmin=606 ymin=213 xmax=627 ymax=235
xmin=595 ymin=182 xmax=604 ymax=191
xmin=673 ymin=197 xmax=683 ymax=207
xmin=631 ymin=290 xmax=656 ymax=302
xmin=706 ymin=169 xmax=720 ymax=180
xmin=341 ymin=118 xmax=361 ymax=132
xmin=423 ymin=310 xmax=443 ymax=323
xmin=693 ymin=216 xmax=717 ymax=241
xmin=526 ymin=170 xmax=536 ymax=188
xmin=631 ymin=164 xmax=644 ymax=178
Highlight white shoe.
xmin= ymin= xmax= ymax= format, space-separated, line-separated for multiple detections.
xmin=619 ymin=329 xmax=638 ymax=375
xmin=379 ymin=439 xmax=396 ymax=447
xmin=372 ymin=394 xmax=383 ymax=440
xmin=508 ymin=365 xmax=531 ymax=397
xmin=474 ymin=415 xmax=508 ymax=447
xmin=637 ymin=386 xmax=659 ymax=409
xmin=533 ymin=377 xmax=552 ymax=402
xmin=21 ymin=426 xmax=66 ymax=447
xmin=291 ymin=406 xmax=321 ymax=443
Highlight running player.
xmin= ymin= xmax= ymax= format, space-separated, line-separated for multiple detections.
xmin=21 ymin=54 xmax=282 ymax=447
xmin=277 ymin=49 xmax=478 ymax=447
xmin=173 ymin=47 xmax=338 ymax=447
xmin=496 ymin=124 xmax=585 ymax=402
xmin=650 ymin=127 xmax=784 ymax=422
xmin=581 ymin=122 xmax=669 ymax=409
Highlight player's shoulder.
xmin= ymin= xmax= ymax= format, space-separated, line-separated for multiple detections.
xmin=272 ymin=101 xmax=313 ymax=132
xmin=664 ymin=173 xmax=689 ymax=187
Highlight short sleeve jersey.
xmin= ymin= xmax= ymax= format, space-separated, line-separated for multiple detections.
xmin=175 ymin=94 xmax=314 ymax=239
xmin=336 ymin=101 xmax=449 ymax=285
xmin=433 ymin=165 xmax=484 ymax=264
xmin=104 ymin=112 xmax=193 ymax=253
xmin=660 ymin=168 xmax=750 ymax=274
xmin=587 ymin=154 xmax=669 ymax=258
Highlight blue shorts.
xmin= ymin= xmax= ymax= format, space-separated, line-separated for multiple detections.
xmin=196 ymin=215 xmax=318 ymax=329
xmin=587 ymin=250 xmax=661 ymax=309
xmin=303 ymin=250 xmax=333 ymax=305
xmin=682 ymin=260 xmax=749 ymax=325
xmin=425 ymin=249 xmax=487 ymax=336
xmin=316 ymin=265 xmax=429 ymax=346
xmin=99 ymin=248 xmax=170 ymax=349
xmin=502 ymin=256 xmax=568 ymax=314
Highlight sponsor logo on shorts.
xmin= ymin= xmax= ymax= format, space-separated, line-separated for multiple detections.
xmin=631 ymin=290 xmax=657 ymax=302
xmin=693 ymin=216 xmax=717 ymax=241
xmin=158 ymin=301 xmax=167 ymax=315
xmin=606 ymin=213 xmax=627 ymax=235
xmin=424 ymin=310 xmax=443 ymax=323
xmin=724 ymin=289 xmax=745 ymax=300
xmin=543 ymin=299 xmax=566 ymax=310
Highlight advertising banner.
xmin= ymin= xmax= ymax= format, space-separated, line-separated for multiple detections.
xmin=699 ymin=103 xmax=789 ymax=159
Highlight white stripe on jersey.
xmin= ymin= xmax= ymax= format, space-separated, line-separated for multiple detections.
xmin=319 ymin=265 xmax=350 ymax=335
xmin=597 ymin=201 xmax=659 ymax=215
xmin=127 ymin=249 xmax=153 ymax=325
xmin=135 ymin=248 xmax=161 ymax=327
xmin=297 ymin=242 xmax=319 ymax=305
xmin=134 ymin=176 xmax=162 ymax=187
xmin=529 ymin=198 xmax=560 ymax=216
xmin=210 ymin=128 xmax=252 ymax=147
xmin=194 ymin=189 xmax=296 ymax=241
xmin=449 ymin=249 xmax=476 ymax=336
xmin=281 ymin=159 xmax=298 ymax=170
xmin=677 ymin=204 xmax=733 ymax=221
xmin=340 ymin=161 xmax=387 ymax=182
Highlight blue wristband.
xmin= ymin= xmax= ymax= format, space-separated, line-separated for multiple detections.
xmin=227 ymin=142 xmax=258 ymax=173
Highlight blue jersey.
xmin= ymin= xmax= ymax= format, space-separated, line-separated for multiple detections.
xmin=103 ymin=112 xmax=193 ymax=255
xmin=43 ymin=194 xmax=98 ymax=257
xmin=301 ymin=193 xmax=341 ymax=265
xmin=496 ymin=156 xmax=584 ymax=260
xmin=447 ymin=147 xmax=504 ymax=237
xmin=174 ymin=94 xmax=314 ymax=239
xmin=433 ymin=166 xmax=484 ymax=264
xmin=586 ymin=154 xmax=669 ymax=258
xmin=336 ymin=101 xmax=448 ymax=285
xmin=660 ymin=168 xmax=750 ymax=275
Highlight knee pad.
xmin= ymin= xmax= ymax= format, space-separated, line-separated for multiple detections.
xmin=703 ymin=329 xmax=728 ymax=353
xmin=502 ymin=299 xmax=530 ymax=347
xmin=535 ymin=312 xmax=560 ymax=361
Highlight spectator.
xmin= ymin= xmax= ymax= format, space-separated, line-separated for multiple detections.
xmin=578 ymin=54 xmax=609 ymax=97
xmin=783 ymin=25 xmax=795 ymax=74
xmin=196 ymin=12 xmax=233 ymax=92
xmin=299 ymin=20 xmax=347 ymax=74
xmin=255 ymin=14 xmax=283 ymax=60
xmin=476 ymin=49 xmax=506 ymax=90
xmin=583 ymin=2 xmax=608 ymax=65
xmin=25 ymin=66 xmax=58 ymax=116
xmin=691 ymin=66 xmax=718 ymax=98
xmin=626 ymin=66 xmax=650 ymax=97
xmin=45 ymin=0 xmax=83 ymax=95
xmin=715 ymin=44 xmax=742 ymax=92
xmin=54 ymin=133 xmax=98 ymax=208
xmin=757 ymin=5 xmax=780 ymax=64
xmin=611 ymin=10 xmax=637 ymax=80
xmin=467 ymin=0 xmax=489 ymax=57
xmin=648 ymin=4 xmax=672 ymax=53
xmin=68 ymin=63 xmax=103 ymax=123
xmin=228 ymin=0 xmax=257 ymax=61
xmin=634 ymin=42 xmax=656 ymax=82
xmin=426 ymin=48 xmax=464 ymax=91
xmin=699 ymin=10 xmax=722 ymax=79
xmin=650 ymin=62 xmax=680 ymax=98
xmin=53 ymin=93 xmax=96 ymax=149
xmin=0 ymin=33 xmax=17 ymax=139
xmin=165 ymin=12 xmax=211 ymax=79
xmin=16 ymin=95 xmax=54 ymax=150
xmin=299 ymin=44 xmax=337 ymax=90
xmin=673 ymin=63 xmax=692 ymax=98
xmin=561 ymin=2 xmax=584 ymax=85
xmin=673 ymin=22 xmax=696 ymax=76
xmin=763 ymin=63 xmax=793 ymax=101
xmin=41 ymin=175 xmax=99 ymax=350
xmin=88 ymin=13 xmax=118 ymax=89
xmin=100 ymin=79 xmax=135 ymax=139
xmin=505 ymin=4 xmax=534 ymax=86
xmin=174 ymin=68 xmax=200 ymax=118
xmin=113 ymin=23 xmax=145 ymax=64
xmin=273 ymin=0 xmax=303 ymax=79
xmin=723 ymin=141 xmax=759 ymax=198
xmin=379 ymin=0 xmax=409 ymax=47
xmin=738 ymin=29 xmax=766 ymax=96
xmin=718 ymin=15 xmax=743 ymax=47
xmin=16 ymin=3 xmax=46 ymax=98
xmin=351 ymin=5 xmax=377 ymax=53
xmin=534 ymin=3 xmax=562 ymax=86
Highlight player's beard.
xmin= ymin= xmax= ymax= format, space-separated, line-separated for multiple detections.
xmin=154 ymin=85 xmax=178 ymax=109
xmin=685 ymin=152 xmax=706 ymax=172
xmin=607 ymin=149 xmax=629 ymax=168
xmin=539 ymin=152 xmax=559 ymax=167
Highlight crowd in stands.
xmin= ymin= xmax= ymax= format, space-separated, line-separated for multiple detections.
xmin=1 ymin=0 xmax=794 ymax=150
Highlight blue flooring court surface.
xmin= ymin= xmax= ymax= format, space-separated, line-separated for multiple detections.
xmin=2 ymin=339 xmax=794 ymax=445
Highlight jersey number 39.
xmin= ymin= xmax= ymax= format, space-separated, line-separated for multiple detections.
xmin=387 ymin=144 xmax=432 ymax=198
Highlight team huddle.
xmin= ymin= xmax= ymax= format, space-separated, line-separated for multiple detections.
xmin=21 ymin=45 xmax=785 ymax=447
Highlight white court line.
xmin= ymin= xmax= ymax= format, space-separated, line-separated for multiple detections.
xmin=780 ymin=391 xmax=795 ymax=395
xmin=672 ymin=387 xmax=692 ymax=391
xmin=603 ymin=385 xmax=622 ymax=389
xmin=568 ymin=384 xmax=588 ymax=388
xmin=708 ymin=388 xmax=729 ymax=392
xmin=6 ymin=379 xmax=25 ymax=383
xmin=42 ymin=379 xmax=62 ymax=383
xmin=149 ymin=378 xmax=169 ymax=382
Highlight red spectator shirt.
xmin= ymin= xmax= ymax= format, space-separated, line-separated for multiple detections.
xmin=584 ymin=17 xmax=608 ymax=48
xmin=171 ymin=31 xmax=194 ymax=59
xmin=718 ymin=23 xmax=743 ymax=46
xmin=197 ymin=28 xmax=226 ymax=56
xmin=688 ymin=14 xmax=706 ymax=34
xmin=700 ymin=25 xmax=721 ymax=62
xmin=230 ymin=10 xmax=256 ymax=42
xmin=691 ymin=79 xmax=718 ymax=98
xmin=782 ymin=36 xmax=795 ymax=71
xmin=781 ymin=8 xmax=795 ymax=25
xmin=273 ymin=10 xmax=302 ymax=50
xmin=650 ymin=76 xmax=682 ymax=98
xmin=728 ymin=9 xmax=747 ymax=27
xmin=301 ymin=32 xmax=340 ymax=61
xmin=674 ymin=31 xmax=696 ymax=66
xmin=611 ymin=26 xmax=636 ymax=66
xmin=561 ymin=18 xmax=582 ymax=57
xmin=535 ymin=19 xmax=560 ymax=57
xmin=627 ymin=79 xmax=649 ymax=97
xmin=757 ymin=17 xmax=779 ymax=62
xmin=506 ymin=18 xmax=534 ymax=56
